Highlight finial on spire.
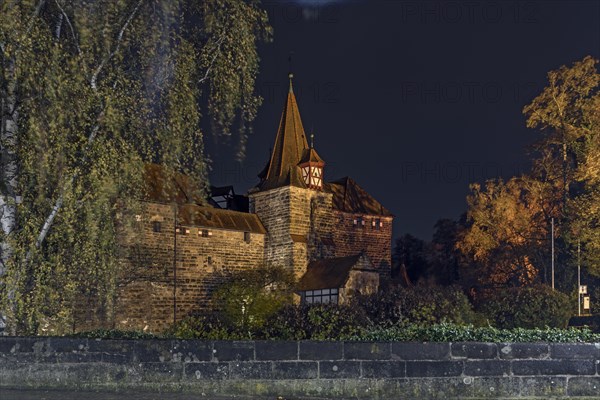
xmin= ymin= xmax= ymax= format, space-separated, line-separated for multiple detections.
xmin=288 ymin=52 xmax=294 ymax=93
xmin=310 ymin=132 xmax=315 ymax=148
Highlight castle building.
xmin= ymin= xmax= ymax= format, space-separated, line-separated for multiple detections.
xmin=109 ymin=75 xmax=393 ymax=332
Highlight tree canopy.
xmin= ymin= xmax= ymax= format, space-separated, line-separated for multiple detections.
xmin=456 ymin=56 xmax=600 ymax=290
xmin=0 ymin=0 xmax=271 ymax=335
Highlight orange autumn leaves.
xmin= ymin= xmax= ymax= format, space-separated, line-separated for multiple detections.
xmin=458 ymin=56 xmax=599 ymax=287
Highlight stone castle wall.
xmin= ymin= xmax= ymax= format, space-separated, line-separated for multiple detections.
xmin=250 ymin=186 xmax=331 ymax=278
xmin=250 ymin=187 xmax=297 ymax=274
xmin=331 ymin=212 xmax=393 ymax=280
xmin=90 ymin=202 xmax=265 ymax=333
xmin=2 ymin=337 xmax=599 ymax=399
xmin=78 ymin=182 xmax=393 ymax=333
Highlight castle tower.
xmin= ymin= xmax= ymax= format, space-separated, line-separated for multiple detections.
xmin=249 ymin=74 xmax=333 ymax=277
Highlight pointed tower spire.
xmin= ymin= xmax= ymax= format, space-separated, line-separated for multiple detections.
xmin=256 ymin=72 xmax=309 ymax=190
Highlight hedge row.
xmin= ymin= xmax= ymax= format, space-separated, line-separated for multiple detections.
xmin=72 ymin=323 xmax=600 ymax=343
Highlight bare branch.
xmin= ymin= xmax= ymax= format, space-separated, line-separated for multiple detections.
xmin=54 ymin=0 xmax=81 ymax=55
xmin=25 ymin=0 xmax=46 ymax=35
xmin=199 ymin=33 xmax=226 ymax=84
xmin=90 ymin=0 xmax=144 ymax=90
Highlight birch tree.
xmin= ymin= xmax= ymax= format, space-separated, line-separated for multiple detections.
xmin=0 ymin=0 xmax=270 ymax=334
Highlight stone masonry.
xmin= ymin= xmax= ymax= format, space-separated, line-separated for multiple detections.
xmin=1 ymin=337 xmax=599 ymax=399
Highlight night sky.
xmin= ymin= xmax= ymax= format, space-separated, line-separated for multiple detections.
xmin=207 ymin=0 xmax=600 ymax=241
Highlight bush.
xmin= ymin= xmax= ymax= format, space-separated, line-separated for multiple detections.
xmin=477 ymin=285 xmax=573 ymax=329
xmin=72 ymin=329 xmax=160 ymax=339
xmin=264 ymin=304 xmax=369 ymax=340
xmin=212 ymin=265 xmax=295 ymax=331
xmin=164 ymin=313 xmax=250 ymax=339
xmin=353 ymin=323 xmax=600 ymax=343
xmin=353 ymin=284 xmax=483 ymax=327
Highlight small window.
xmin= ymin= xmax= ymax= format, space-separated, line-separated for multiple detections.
xmin=301 ymin=288 xmax=339 ymax=305
xmin=353 ymin=217 xmax=364 ymax=228
xmin=176 ymin=227 xmax=190 ymax=235
xmin=244 ymin=232 xmax=251 ymax=243
xmin=152 ymin=221 xmax=162 ymax=233
xmin=373 ymin=218 xmax=382 ymax=230
xmin=200 ymin=229 xmax=210 ymax=237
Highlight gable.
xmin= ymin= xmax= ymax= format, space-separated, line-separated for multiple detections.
xmin=324 ymin=177 xmax=393 ymax=217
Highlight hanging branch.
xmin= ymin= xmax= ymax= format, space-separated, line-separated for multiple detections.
xmin=25 ymin=0 xmax=47 ymax=35
xmin=26 ymin=2 xmax=145 ymax=262
xmin=54 ymin=0 xmax=81 ymax=55
xmin=90 ymin=0 xmax=143 ymax=90
xmin=198 ymin=33 xmax=225 ymax=84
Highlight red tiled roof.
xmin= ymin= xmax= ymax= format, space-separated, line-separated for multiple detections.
xmin=178 ymin=204 xmax=266 ymax=234
xmin=143 ymin=164 xmax=265 ymax=234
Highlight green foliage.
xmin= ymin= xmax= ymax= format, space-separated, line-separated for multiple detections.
xmin=354 ymin=285 xmax=483 ymax=327
xmin=212 ymin=265 xmax=295 ymax=331
xmin=263 ymin=304 xmax=369 ymax=340
xmin=477 ymin=285 xmax=573 ymax=329
xmin=164 ymin=313 xmax=248 ymax=340
xmin=355 ymin=323 xmax=600 ymax=343
xmin=72 ymin=329 xmax=160 ymax=340
xmin=0 ymin=0 xmax=270 ymax=335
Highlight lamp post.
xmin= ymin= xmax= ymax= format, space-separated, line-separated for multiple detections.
xmin=551 ymin=217 xmax=555 ymax=290
xmin=173 ymin=204 xmax=178 ymax=325
xmin=578 ymin=240 xmax=581 ymax=317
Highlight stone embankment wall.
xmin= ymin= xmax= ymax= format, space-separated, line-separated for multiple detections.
xmin=1 ymin=337 xmax=599 ymax=399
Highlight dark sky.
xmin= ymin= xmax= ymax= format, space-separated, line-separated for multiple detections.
xmin=207 ymin=0 xmax=600 ymax=241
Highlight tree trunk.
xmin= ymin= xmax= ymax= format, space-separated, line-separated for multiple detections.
xmin=0 ymin=57 xmax=18 ymax=272
xmin=0 ymin=55 xmax=19 ymax=335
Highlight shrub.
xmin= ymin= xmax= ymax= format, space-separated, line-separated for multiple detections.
xmin=353 ymin=323 xmax=600 ymax=343
xmin=164 ymin=313 xmax=250 ymax=339
xmin=212 ymin=265 xmax=295 ymax=330
xmin=264 ymin=304 xmax=369 ymax=340
xmin=477 ymin=285 xmax=573 ymax=329
xmin=72 ymin=329 xmax=160 ymax=339
xmin=353 ymin=284 xmax=483 ymax=327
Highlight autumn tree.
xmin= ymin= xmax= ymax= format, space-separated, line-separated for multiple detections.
xmin=0 ymin=0 xmax=270 ymax=334
xmin=524 ymin=56 xmax=600 ymax=277
xmin=457 ymin=176 xmax=555 ymax=287
xmin=458 ymin=56 xmax=599 ymax=289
